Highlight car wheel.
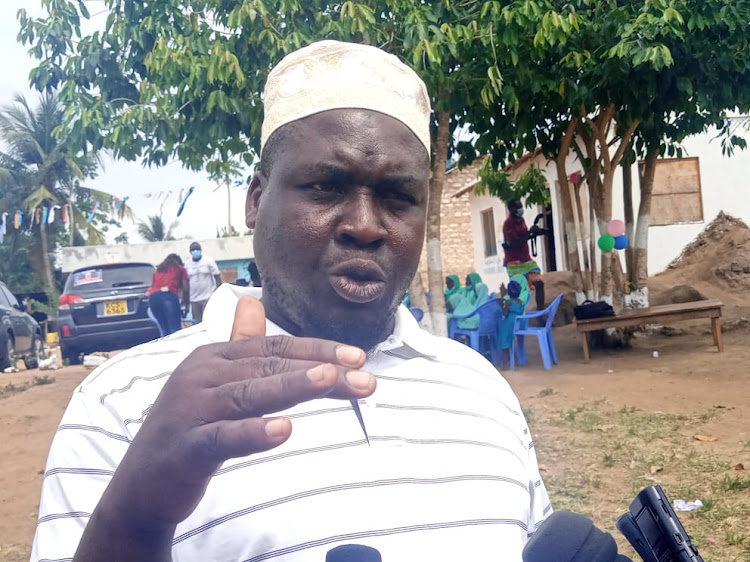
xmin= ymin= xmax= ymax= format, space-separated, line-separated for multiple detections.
xmin=1 ymin=335 xmax=16 ymax=371
xmin=23 ymin=335 xmax=45 ymax=370
xmin=61 ymin=344 xmax=82 ymax=365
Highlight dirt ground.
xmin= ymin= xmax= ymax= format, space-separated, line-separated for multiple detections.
xmin=1 ymin=320 xmax=748 ymax=561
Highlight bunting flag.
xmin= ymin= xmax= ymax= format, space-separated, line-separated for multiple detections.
xmin=42 ymin=206 xmax=49 ymax=225
xmin=177 ymin=186 xmax=195 ymax=217
xmin=36 ymin=207 xmax=42 ymax=224
xmin=62 ymin=204 xmax=69 ymax=225
xmin=0 ymin=212 xmax=7 ymax=244
xmin=87 ymin=201 xmax=100 ymax=223
xmin=233 ymin=179 xmax=244 ymax=186
xmin=179 ymin=188 xmax=185 ymax=204
xmin=117 ymin=196 xmax=130 ymax=219
xmin=14 ymin=211 xmax=22 ymax=230
xmin=49 ymin=205 xmax=61 ymax=224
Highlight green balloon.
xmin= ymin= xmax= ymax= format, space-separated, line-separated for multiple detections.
xmin=598 ymin=234 xmax=616 ymax=252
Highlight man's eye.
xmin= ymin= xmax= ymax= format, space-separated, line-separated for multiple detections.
xmin=383 ymin=191 xmax=416 ymax=204
xmin=308 ymin=182 xmax=342 ymax=193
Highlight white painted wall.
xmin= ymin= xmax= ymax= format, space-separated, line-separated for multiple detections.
xmin=645 ymin=131 xmax=750 ymax=273
xmin=61 ymin=236 xmax=255 ymax=273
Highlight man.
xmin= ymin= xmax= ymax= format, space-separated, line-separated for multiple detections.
xmin=32 ymin=41 xmax=550 ymax=562
xmin=185 ymin=241 xmax=222 ymax=322
xmin=502 ymin=199 xmax=547 ymax=311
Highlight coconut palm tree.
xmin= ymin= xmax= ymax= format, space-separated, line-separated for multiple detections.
xmin=137 ymin=215 xmax=178 ymax=242
xmin=0 ymin=92 xmax=131 ymax=290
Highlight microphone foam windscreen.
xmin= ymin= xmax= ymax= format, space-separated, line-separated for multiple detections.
xmin=523 ymin=511 xmax=620 ymax=562
xmin=326 ymin=544 xmax=382 ymax=562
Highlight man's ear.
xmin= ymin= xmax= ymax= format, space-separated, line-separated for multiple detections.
xmin=246 ymin=171 xmax=267 ymax=229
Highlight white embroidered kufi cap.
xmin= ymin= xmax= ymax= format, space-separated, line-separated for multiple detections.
xmin=261 ymin=40 xmax=432 ymax=154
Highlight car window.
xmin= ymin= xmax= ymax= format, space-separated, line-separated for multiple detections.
xmin=0 ymin=287 xmax=9 ymax=308
xmin=2 ymin=287 xmax=18 ymax=306
xmin=1 ymin=287 xmax=20 ymax=308
xmin=66 ymin=265 xmax=155 ymax=293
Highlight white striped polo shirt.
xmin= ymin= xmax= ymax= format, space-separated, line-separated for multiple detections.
xmin=32 ymin=284 xmax=551 ymax=561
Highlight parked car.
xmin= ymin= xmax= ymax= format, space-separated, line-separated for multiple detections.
xmin=0 ymin=281 xmax=45 ymax=370
xmin=58 ymin=263 xmax=161 ymax=364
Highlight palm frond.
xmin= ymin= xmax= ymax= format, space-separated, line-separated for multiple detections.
xmin=23 ymin=184 xmax=59 ymax=210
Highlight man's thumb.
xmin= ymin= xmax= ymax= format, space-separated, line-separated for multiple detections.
xmin=230 ymin=295 xmax=267 ymax=340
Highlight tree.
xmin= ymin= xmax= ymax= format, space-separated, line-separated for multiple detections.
xmin=17 ymin=0 xmax=522 ymax=335
xmin=467 ymin=0 xmax=750 ymax=308
xmin=0 ymin=92 xmax=133 ymax=291
xmin=137 ymin=215 xmax=177 ymax=242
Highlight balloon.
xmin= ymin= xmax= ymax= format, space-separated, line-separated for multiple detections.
xmin=607 ymin=219 xmax=626 ymax=237
xmin=598 ymin=234 xmax=616 ymax=252
xmin=614 ymin=234 xmax=629 ymax=250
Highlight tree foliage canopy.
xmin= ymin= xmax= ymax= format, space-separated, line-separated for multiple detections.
xmin=18 ymin=0 xmax=514 ymax=176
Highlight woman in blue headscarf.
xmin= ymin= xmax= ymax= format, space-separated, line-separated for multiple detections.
xmin=463 ymin=272 xmax=486 ymax=306
xmin=444 ymin=274 xmax=461 ymax=301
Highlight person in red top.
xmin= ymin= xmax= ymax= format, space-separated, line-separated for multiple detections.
xmin=147 ymin=253 xmax=190 ymax=336
xmin=502 ymin=199 xmax=546 ymax=311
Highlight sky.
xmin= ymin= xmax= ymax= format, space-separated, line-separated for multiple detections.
xmin=0 ymin=1 xmax=250 ymax=244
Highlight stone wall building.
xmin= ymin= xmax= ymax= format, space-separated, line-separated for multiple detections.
xmin=417 ymin=159 xmax=481 ymax=285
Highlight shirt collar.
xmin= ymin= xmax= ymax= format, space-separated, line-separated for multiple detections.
xmin=202 ymin=283 xmax=438 ymax=359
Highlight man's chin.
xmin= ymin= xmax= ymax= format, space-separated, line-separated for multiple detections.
xmin=305 ymin=309 xmax=397 ymax=351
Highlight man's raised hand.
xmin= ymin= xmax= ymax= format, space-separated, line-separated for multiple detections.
xmin=86 ymin=295 xmax=376 ymax=539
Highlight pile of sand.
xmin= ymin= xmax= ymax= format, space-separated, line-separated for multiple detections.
xmin=663 ymin=212 xmax=750 ymax=291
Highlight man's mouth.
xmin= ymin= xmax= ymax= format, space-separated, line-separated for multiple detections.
xmin=329 ymin=259 xmax=387 ymax=304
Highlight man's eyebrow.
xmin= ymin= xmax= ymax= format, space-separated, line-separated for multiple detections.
xmin=309 ymin=163 xmax=354 ymax=179
xmin=307 ymin=162 xmax=423 ymax=187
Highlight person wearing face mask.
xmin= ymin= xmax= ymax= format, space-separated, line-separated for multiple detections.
xmin=185 ymin=241 xmax=222 ymax=323
xmin=502 ymin=199 xmax=546 ymax=311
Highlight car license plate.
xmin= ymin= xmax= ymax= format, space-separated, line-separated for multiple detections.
xmin=104 ymin=300 xmax=128 ymax=316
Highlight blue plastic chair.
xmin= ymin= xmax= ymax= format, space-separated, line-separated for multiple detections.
xmin=448 ymin=298 xmax=501 ymax=365
xmin=409 ymin=307 xmax=424 ymax=322
xmin=511 ymin=293 xmax=564 ymax=370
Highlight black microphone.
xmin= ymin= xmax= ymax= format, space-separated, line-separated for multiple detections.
xmin=326 ymin=544 xmax=382 ymax=562
xmin=523 ymin=511 xmax=633 ymax=562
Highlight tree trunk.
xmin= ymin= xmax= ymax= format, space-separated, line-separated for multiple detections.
xmin=408 ymin=271 xmax=432 ymax=333
xmin=554 ymin=118 xmax=585 ymax=303
xmin=598 ymin=173 xmax=615 ymax=304
xmin=627 ymin=148 xmax=658 ymax=309
xmin=573 ymin=181 xmax=593 ymax=297
xmin=425 ymin=110 xmax=451 ymax=337
xmin=622 ymin=163 xmax=635 ymax=285
xmin=39 ymin=219 xmax=56 ymax=291
xmin=588 ymin=182 xmax=598 ymax=300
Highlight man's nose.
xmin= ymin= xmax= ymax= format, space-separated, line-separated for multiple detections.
xmin=335 ymin=190 xmax=386 ymax=249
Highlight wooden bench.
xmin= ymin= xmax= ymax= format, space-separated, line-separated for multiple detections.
xmin=575 ymin=299 xmax=724 ymax=363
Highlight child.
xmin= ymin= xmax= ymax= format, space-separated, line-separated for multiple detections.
xmin=497 ymin=275 xmax=530 ymax=368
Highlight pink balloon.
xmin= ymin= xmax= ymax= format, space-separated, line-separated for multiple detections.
xmin=607 ymin=219 xmax=626 ymax=237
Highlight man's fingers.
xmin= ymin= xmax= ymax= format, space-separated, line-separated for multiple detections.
xmin=189 ymin=417 xmax=293 ymax=471
xmin=220 ymin=335 xmax=366 ymax=369
xmin=230 ymin=296 xmax=267 ymax=340
xmin=210 ymin=364 xmax=376 ymax=420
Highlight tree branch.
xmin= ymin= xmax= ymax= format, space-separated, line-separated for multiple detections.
xmin=612 ymin=118 xmax=641 ymax=168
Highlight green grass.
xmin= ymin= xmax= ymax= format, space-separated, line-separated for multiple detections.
xmin=529 ymin=399 xmax=750 ymax=562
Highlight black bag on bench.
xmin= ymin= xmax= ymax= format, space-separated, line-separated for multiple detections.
xmin=574 ymin=300 xmax=615 ymax=320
